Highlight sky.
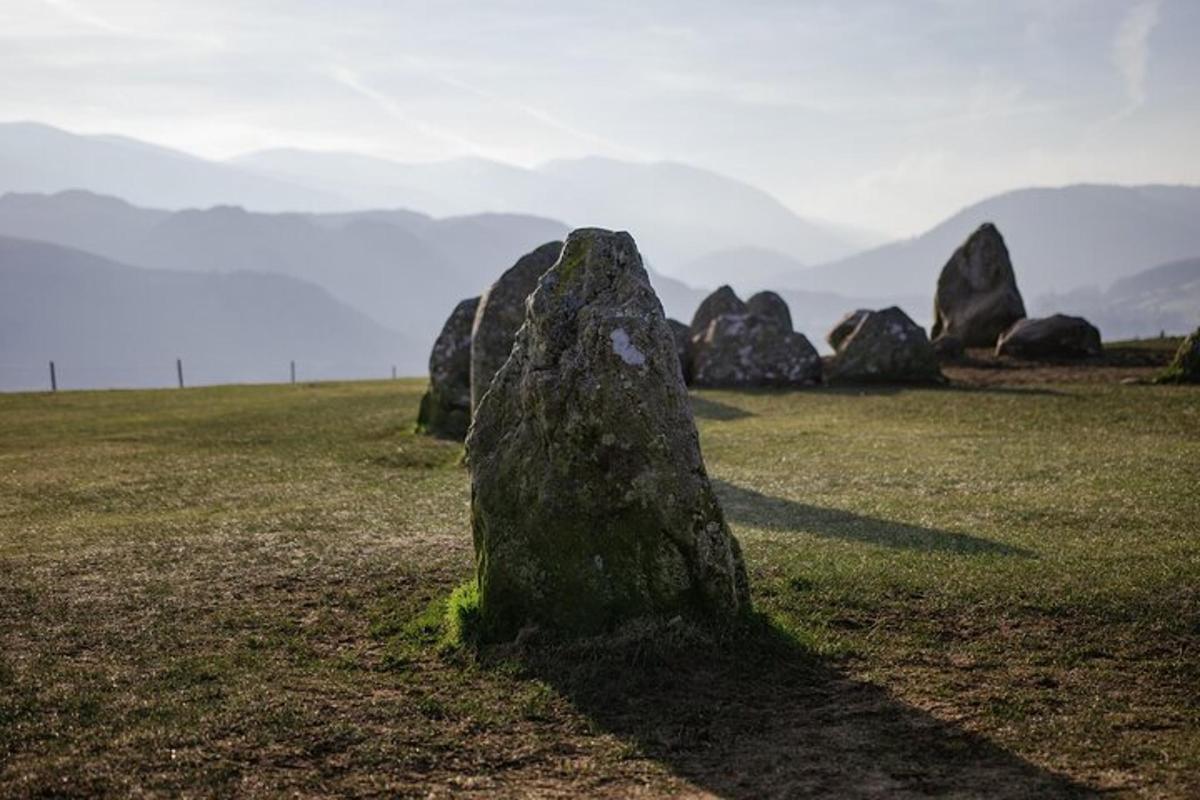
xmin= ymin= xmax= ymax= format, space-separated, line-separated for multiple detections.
xmin=1 ymin=0 xmax=1197 ymax=236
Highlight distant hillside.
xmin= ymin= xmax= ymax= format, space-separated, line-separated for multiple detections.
xmin=1032 ymin=257 xmax=1200 ymax=340
xmin=0 ymin=236 xmax=412 ymax=391
xmin=0 ymin=121 xmax=341 ymax=212
xmin=797 ymin=185 xmax=1200 ymax=300
xmin=677 ymin=246 xmax=809 ymax=292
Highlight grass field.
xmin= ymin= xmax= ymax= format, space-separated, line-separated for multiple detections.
xmin=1 ymin=378 xmax=1197 ymax=797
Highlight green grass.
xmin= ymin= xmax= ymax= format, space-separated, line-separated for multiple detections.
xmin=1 ymin=379 xmax=1197 ymax=797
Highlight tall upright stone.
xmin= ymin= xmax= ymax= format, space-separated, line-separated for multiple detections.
xmin=690 ymin=285 xmax=747 ymax=338
xmin=932 ymin=223 xmax=1026 ymax=348
xmin=470 ymin=241 xmax=564 ymax=411
xmin=1156 ymin=327 xmax=1200 ymax=384
xmin=416 ymin=296 xmax=479 ymax=439
xmin=746 ymin=291 xmax=793 ymax=332
xmin=666 ymin=318 xmax=694 ymax=384
xmin=467 ymin=228 xmax=750 ymax=641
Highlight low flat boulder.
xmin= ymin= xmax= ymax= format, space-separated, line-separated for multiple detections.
xmin=666 ymin=317 xmax=694 ymax=384
xmin=690 ymin=285 xmax=747 ymax=338
xmin=995 ymin=314 xmax=1102 ymax=359
xmin=746 ymin=290 xmax=793 ymax=332
xmin=1156 ymin=328 xmax=1200 ymax=384
xmin=470 ymin=241 xmax=564 ymax=411
xmin=827 ymin=307 xmax=943 ymax=384
xmin=827 ymin=309 xmax=871 ymax=352
xmin=416 ymin=296 xmax=479 ymax=439
xmin=466 ymin=228 xmax=750 ymax=641
xmin=932 ymin=223 xmax=1026 ymax=348
xmin=932 ymin=333 xmax=966 ymax=361
xmin=692 ymin=313 xmax=822 ymax=387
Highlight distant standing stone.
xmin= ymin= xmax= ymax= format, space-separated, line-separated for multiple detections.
xmin=467 ymin=228 xmax=750 ymax=641
xmin=931 ymin=223 xmax=1026 ymax=348
xmin=1156 ymin=327 xmax=1200 ymax=383
xmin=827 ymin=307 xmax=944 ymax=384
xmin=827 ymin=309 xmax=871 ymax=352
xmin=666 ymin=317 xmax=694 ymax=384
xmin=470 ymin=241 xmax=564 ymax=411
xmin=995 ymin=314 xmax=1102 ymax=359
xmin=692 ymin=313 xmax=822 ymax=387
xmin=690 ymin=285 xmax=747 ymax=338
xmin=745 ymin=291 xmax=793 ymax=332
xmin=416 ymin=296 xmax=479 ymax=439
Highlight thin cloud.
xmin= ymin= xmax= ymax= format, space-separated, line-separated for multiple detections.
xmin=38 ymin=0 xmax=132 ymax=35
xmin=1112 ymin=0 xmax=1161 ymax=113
xmin=326 ymin=64 xmax=491 ymax=158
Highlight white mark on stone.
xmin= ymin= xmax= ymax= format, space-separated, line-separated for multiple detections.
xmin=594 ymin=555 xmax=604 ymax=571
xmin=610 ymin=327 xmax=645 ymax=366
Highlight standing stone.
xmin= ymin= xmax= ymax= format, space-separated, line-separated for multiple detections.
xmin=1156 ymin=327 xmax=1200 ymax=384
xmin=827 ymin=309 xmax=871 ymax=352
xmin=995 ymin=314 xmax=1103 ymax=359
xmin=467 ymin=228 xmax=750 ymax=641
xmin=827 ymin=307 xmax=944 ymax=384
xmin=931 ymin=223 xmax=1027 ymax=347
xmin=470 ymin=241 xmax=564 ymax=411
xmin=690 ymin=285 xmax=747 ymax=338
xmin=666 ymin=318 xmax=694 ymax=384
xmin=416 ymin=296 xmax=479 ymax=439
xmin=692 ymin=313 xmax=822 ymax=387
xmin=746 ymin=291 xmax=793 ymax=332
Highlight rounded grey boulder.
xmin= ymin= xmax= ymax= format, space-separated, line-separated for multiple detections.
xmin=995 ymin=314 xmax=1102 ymax=359
xmin=827 ymin=309 xmax=871 ymax=352
xmin=416 ymin=296 xmax=479 ymax=439
xmin=690 ymin=285 xmax=747 ymax=338
xmin=466 ymin=228 xmax=750 ymax=641
xmin=692 ymin=313 xmax=821 ymax=387
xmin=827 ymin=307 xmax=944 ymax=384
xmin=745 ymin=291 xmax=793 ymax=332
xmin=932 ymin=223 xmax=1026 ymax=348
xmin=470 ymin=240 xmax=564 ymax=411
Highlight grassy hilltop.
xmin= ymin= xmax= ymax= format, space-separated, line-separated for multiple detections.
xmin=1 ymin=379 xmax=1197 ymax=797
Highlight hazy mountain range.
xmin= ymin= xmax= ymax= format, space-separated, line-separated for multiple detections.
xmin=1 ymin=121 xmax=1197 ymax=390
xmin=0 ymin=235 xmax=406 ymax=391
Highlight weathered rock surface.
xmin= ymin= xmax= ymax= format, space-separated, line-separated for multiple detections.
xmin=416 ymin=296 xmax=479 ymax=439
xmin=666 ymin=317 xmax=694 ymax=384
xmin=470 ymin=240 xmax=564 ymax=411
xmin=826 ymin=307 xmax=944 ymax=384
xmin=689 ymin=285 xmax=746 ymax=338
xmin=827 ymin=309 xmax=871 ymax=352
xmin=931 ymin=223 xmax=1027 ymax=348
xmin=932 ymin=333 xmax=966 ymax=361
xmin=1157 ymin=328 xmax=1200 ymax=383
xmin=995 ymin=314 xmax=1102 ymax=359
xmin=692 ymin=313 xmax=822 ymax=387
xmin=746 ymin=291 xmax=793 ymax=332
xmin=466 ymin=228 xmax=750 ymax=640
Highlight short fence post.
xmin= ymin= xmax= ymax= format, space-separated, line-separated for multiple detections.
xmin=391 ymin=365 xmax=397 ymax=380
xmin=49 ymin=361 xmax=57 ymax=392
xmin=176 ymin=358 xmax=184 ymax=389
xmin=290 ymin=360 xmax=296 ymax=384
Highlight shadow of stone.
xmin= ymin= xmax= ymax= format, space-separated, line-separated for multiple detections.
xmin=519 ymin=617 xmax=1091 ymax=798
xmin=713 ymin=480 xmax=1032 ymax=557
xmin=690 ymin=395 xmax=755 ymax=421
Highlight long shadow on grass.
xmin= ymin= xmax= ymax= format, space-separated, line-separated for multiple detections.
xmin=520 ymin=616 xmax=1090 ymax=798
xmin=690 ymin=395 xmax=755 ymax=421
xmin=714 ymin=480 xmax=1030 ymax=557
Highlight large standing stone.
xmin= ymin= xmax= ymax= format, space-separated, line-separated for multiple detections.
xmin=470 ymin=241 xmax=564 ymax=411
xmin=666 ymin=317 xmax=694 ymax=384
xmin=827 ymin=307 xmax=944 ymax=384
xmin=931 ymin=223 xmax=1027 ymax=348
xmin=827 ymin=309 xmax=871 ymax=352
xmin=746 ymin=291 xmax=793 ymax=332
xmin=995 ymin=314 xmax=1103 ymax=359
xmin=1156 ymin=328 xmax=1200 ymax=384
xmin=692 ymin=313 xmax=822 ymax=387
xmin=416 ymin=296 xmax=479 ymax=439
xmin=467 ymin=228 xmax=750 ymax=641
xmin=690 ymin=285 xmax=747 ymax=338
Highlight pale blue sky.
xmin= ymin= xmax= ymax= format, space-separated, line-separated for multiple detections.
xmin=1 ymin=0 xmax=1197 ymax=235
